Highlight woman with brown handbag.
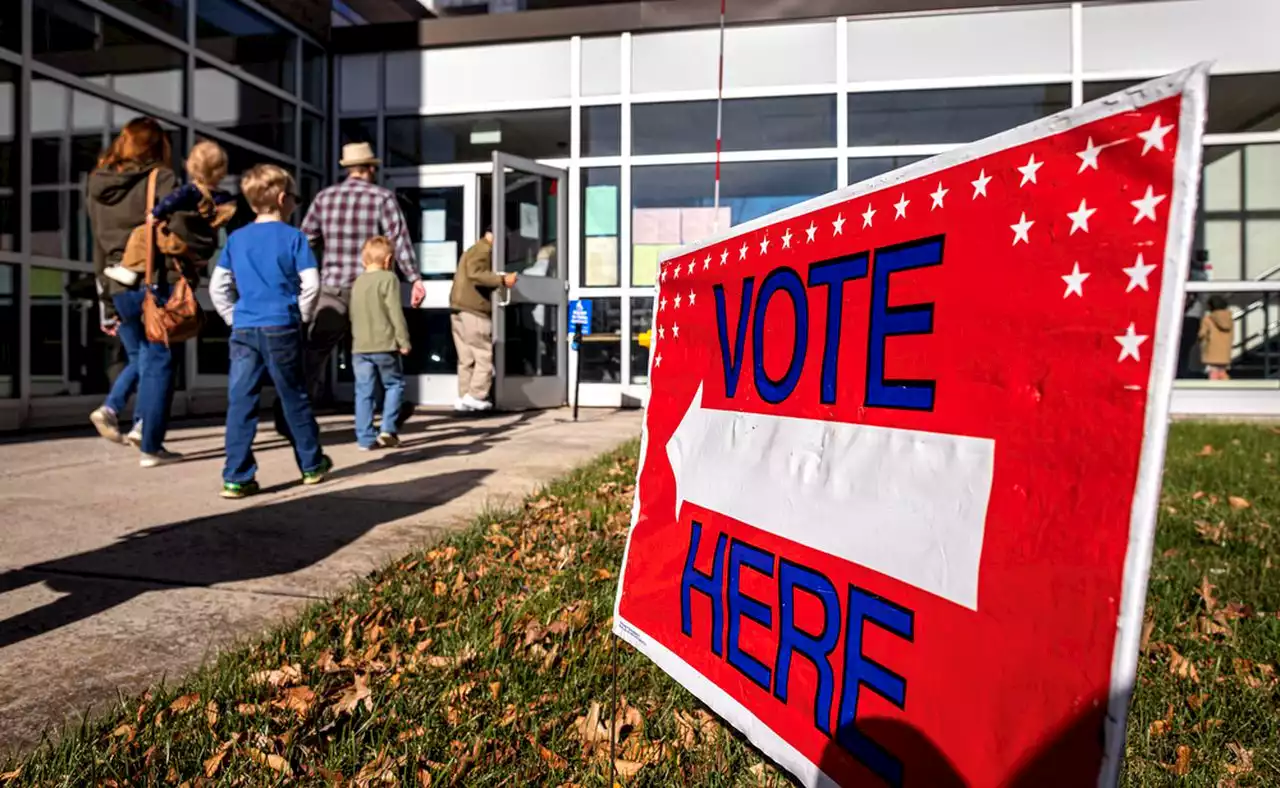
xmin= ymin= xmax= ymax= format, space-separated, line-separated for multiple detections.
xmin=85 ymin=117 xmax=186 ymax=467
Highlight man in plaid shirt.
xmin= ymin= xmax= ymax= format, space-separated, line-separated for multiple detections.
xmin=274 ymin=142 xmax=425 ymax=440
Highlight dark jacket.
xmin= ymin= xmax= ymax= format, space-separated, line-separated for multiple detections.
xmin=86 ymin=165 xmax=186 ymax=320
xmin=449 ymin=237 xmax=503 ymax=318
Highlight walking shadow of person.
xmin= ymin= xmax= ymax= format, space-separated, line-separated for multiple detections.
xmin=0 ymin=469 xmax=491 ymax=651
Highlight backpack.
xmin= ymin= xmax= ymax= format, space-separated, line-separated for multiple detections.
xmin=137 ymin=171 xmax=204 ymax=345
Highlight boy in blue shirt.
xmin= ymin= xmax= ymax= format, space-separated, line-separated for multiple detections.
xmin=210 ymin=164 xmax=333 ymax=498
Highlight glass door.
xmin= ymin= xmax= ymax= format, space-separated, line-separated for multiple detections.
xmin=389 ymin=171 xmax=478 ymax=406
xmin=491 ymin=153 xmax=568 ymax=410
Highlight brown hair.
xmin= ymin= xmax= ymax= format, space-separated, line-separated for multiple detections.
xmin=362 ymin=236 xmax=394 ymax=270
xmin=186 ymin=140 xmax=228 ymax=189
xmin=97 ymin=117 xmax=172 ymax=172
xmin=240 ymin=163 xmax=295 ymax=214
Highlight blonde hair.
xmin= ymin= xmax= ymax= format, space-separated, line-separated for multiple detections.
xmin=362 ymin=236 xmax=394 ymax=270
xmin=240 ymin=163 xmax=295 ymax=214
xmin=186 ymin=140 xmax=228 ymax=189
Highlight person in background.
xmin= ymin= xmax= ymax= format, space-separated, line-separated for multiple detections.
xmin=349 ymin=236 xmax=411 ymax=450
xmin=449 ymin=227 xmax=516 ymax=412
xmin=211 ymin=164 xmax=331 ymax=499
xmin=1199 ymin=295 xmax=1234 ymax=381
xmin=85 ymin=117 xmax=183 ymax=466
xmin=285 ymin=142 xmax=424 ymax=439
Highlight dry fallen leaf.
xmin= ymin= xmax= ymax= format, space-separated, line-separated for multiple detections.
xmin=528 ymin=735 xmax=569 ymax=770
xmin=1197 ymin=576 xmax=1219 ymax=613
xmin=0 ymin=769 xmax=20 ymax=783
xmin=1195 ymin=520 xmax=1226 ymax=544
xmin=1225 ymin=743 xmax=1254 ymax=775
xmin=1199 ymin=444 xmax=1215 ymax=456
xmin=1189 ymin=718 xmax=1222 ymax=734
xmin=331 ymin=674 xmax=373 ymax=715
xmin=1168 ymin=744 xmax=1192 ymax=776
xmin=1148 ymin=719 xmax=1170 ymax=736
xmin=272 ymin=685 xmax=318 ymax=718
xmin=301 ymin=629 xmax=317 ymax=648
xmin=354 ymin=751 xmax=400 ymax=787
xmin=1228 ymin=496 xmax=1251 ymax=510
xmin=245 ymin=746 xmax=292 ymax=776
xmin=169 ymin=693 xmax=201 ymax=713
xmin=1168 ymin=649 xmax=1200 ymax=683
xmin=205 ymin=700 xmax=219 ymax=729
xmin=203 ymin=737 xmax=237 ymax=778
xmin=418 ymin=768 xmax=433 ymax=787
xmin=250 ymin=663 xmax=302 ymax=688
xmin=1140 ymin=618 xmax=1156 ymax=652
xmin=1186 ymin=693 xmax=1210 ymax=710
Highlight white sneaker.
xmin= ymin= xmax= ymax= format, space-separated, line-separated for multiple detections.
xmin=462 ymin=394 xmax=493 ymax=411
xmin=453 ymin=398 xmax=469 ymax=412
xmin=89 ymin=406 xmax=123 ymax=443
xmin=103 ymin=265 xmax=139 ymax=286
xmin=139 ymin=448 xmax=182 ymax=468
xmin=125 ymin=422 xmax=143 ymax=447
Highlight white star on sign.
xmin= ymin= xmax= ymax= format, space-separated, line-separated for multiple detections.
xmin=658 ymin=325 xmax=665 ymax=340
xmin=1123 ymin=253 xmax=1157 ymax=292
xmin=1138 ymin=116 xmax=1174 ymax=155
xmin=688 ymin=290 xmax=696 ymax=306
xmin=930 ymin=182 xmax=948 ymax=210
xmin=659 ymin=296 xmax=666 ymax=311
xmin=654 ymin=353 xmax=662 ymax=368
xmin=673 ymin=293 xmax=682 ymax=309
xmin=805 ymin=221 xmax=817 ymax=243
xmin=972 ymin=169 xmax=992 ymax=198
xmin=781 ymin=228 xmax=792 ymax=248
xmin=1061 ymin=262 xmax=1090 ymax=298
xmin=687 ymin=259 xmax=695 ymax=274
xmin=759 ymin=235 xmax=770 ymax=255
xmin=1010 ymin=212 xmax=1034 ymax=245
xmin=1067 ymin=198 xmax=1097 ymax=234
xmin=832 ymin=213 xmax=846 ymax=235
xmin=1018 ymin=154 xmax=1043 ymax=186
xmin=672 ymin=322 xmax=680 ymax=338
xmin=861 ymin=205 xmax=875 ymax=228
xmin=1115 ymin=322 xmax=1149 ymax=362
xmin=1131 ymin=186 xmax=1167 ymax=224
xmin=894 ymin=194 xmax=910 ymax=219
xmin=660 ymin=266 xmax=667 ymax=282
xmin=720 ymin=248 xmax=728 ymax=265
xmin=1076 ymin=137 xmax=1104 ymax=173
xmin=739 ymin=242 xmax=748 ymax=261
xmin=673 ymin=264 xmax=680 ymax=279
xmin=703 ymin=255 xmax=710 ymax=270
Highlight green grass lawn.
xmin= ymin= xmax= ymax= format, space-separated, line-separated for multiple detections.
xmin=2 ymin=423 xmax=1277 ymax=787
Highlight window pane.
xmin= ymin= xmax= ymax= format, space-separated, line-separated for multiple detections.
xmin=848 ymin=86 xmax=1070 ymax=146
xmin=339 ymin=117 xmax=376 ymax=147
xmin=582 ymin=37 xmax=621 ymax=96
xmin=1084 ymin=73 xmax=1280 ymax=135
xmin=630 ymin=296 xmax=653 ymax=385
xmin=404 ymin=310 xmax=457 ymax=375
xmin=0 ymin=196 xmax=15 ymax=252
xmin=1174 ymin=288 xmax=1279 ymax=382
xmin=396 ymin=183 xmax=465 ymax=280
xmin=504 ymin=303 xmax=558 ymax=377
xmin=303 ymin=41 xmax=325 ymax=107
xmin=0 ymin=63 xmax=16 ymax=191
xmin=30 ymin=269 xmax=118 ymax=398
xmin=1082 ymin=0 xmax=1280 ymax=76
xmin=0 ymin=1 xmax=20 ymax=53
xmin=579 ymin=297 xmax=621 ymax=383
xmin=196 ymin=68 xmax=295 ymax=155
xmin=303 ymin=112 xmax=324 ymax=169
xmin=196 ymin=0 xmax=296 ymax=92
xmin=31 ymin=192 xmax=66 ymax=258
xmin=582 ymin=105 xmax=621 ymax=157
xmin=100 ymin=0 xmax=188 ymax=40
xmin=339 ymin=54 xmax=378 ymax=114
xmin=848 ymin=156 xmax=925 ymax=185
xmin=1198 ymin=143 xmax=1280 ymax=281
xmin=581 ymin=167 xmax=620 ymax=287
xmin=33 ymin=0 xmax=185 ymax=116
xmin=385 ymin=108 xmax=570 ymax=166
xmin=198 ymin=309 xmax=230 ymax=375
xmin=633 ymin=96 xmax=836 ymax=155
xmin=631 ymin=160 xmax=836 ymax=285
xmin=0 ymin=264 xmax=16 ymax=398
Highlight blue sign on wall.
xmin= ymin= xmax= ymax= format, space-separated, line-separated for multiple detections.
xmin=568 ymin=299 xmax=593 ymax=335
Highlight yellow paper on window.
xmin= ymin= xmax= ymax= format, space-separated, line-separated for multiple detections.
xmin=584 ymin=236 xmax=619 ymax=286
xmin=632 ymin=244 xmax=679 ymax=287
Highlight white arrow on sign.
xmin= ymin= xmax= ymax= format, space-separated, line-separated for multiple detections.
xmin=667 ymin=384 xmax=995 ymax=610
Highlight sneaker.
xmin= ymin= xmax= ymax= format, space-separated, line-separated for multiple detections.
xmin=377 ymin=432 xmax=401 ymax=448
xmin=357 ymin=444 xmax=374 ymax=452
xmin=89 ymin=406 xmax=123 ymax=443
xmin=220 ymin=480 xmax=260 ymax=499
xmin=139 ymin=448 xmax=182 ymax=468
xmin=103 ymin=265 xmax=139 ymax=286
xmin=461 ymin=394 xmax=493 ymax=411
xmin=301 ymin=454 xmax=334 ymax=485
xmin=125 ymin=422 xmax=143 ymax=447
xmin=453 ymin=398 xmax=469 ymax=412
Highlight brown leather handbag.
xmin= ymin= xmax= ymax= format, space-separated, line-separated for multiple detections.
xmin=140 ymin=171 xmax=204 ymax=345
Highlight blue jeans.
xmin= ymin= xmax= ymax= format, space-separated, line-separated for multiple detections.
xmin=353 ymin=353 xmax=405 ymax=448
xmin=103 ymin=315 xmax=142 ymax=421
xmin=112 ymin=289 xmax=173 ymax=454
xmin=224 ymin=325 xmax=324 ymax=483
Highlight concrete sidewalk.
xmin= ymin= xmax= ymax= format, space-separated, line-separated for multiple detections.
xmin=0 ymin=407 xmax=640 ymax=753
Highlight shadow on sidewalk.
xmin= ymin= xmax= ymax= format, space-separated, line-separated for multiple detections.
xmin=0 ymin=469 xmax=491 ymax=651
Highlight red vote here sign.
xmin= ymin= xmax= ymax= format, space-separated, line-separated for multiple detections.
xmin=613 ymin=67 xmax=1208 ymax=787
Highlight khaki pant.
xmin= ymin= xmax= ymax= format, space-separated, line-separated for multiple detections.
xmin=451 ymin=311 xmax=493 ymax=400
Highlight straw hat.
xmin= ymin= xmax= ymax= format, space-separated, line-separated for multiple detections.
xmin=339 ymin=141 xmax=380 ymax=168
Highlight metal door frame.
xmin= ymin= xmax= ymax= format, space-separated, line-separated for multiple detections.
xmin=491 ymin=152 xmax=569 ymax=410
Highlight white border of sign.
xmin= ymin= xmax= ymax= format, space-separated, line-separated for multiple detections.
xmin=613 ymin=64 xmax=1209 ymax=788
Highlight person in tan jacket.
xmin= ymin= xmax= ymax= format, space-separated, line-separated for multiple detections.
xmin=449 ymin=228 xmax=516 ymax=411
xmin=1198 ymin=295 xmax=1234 ymax=381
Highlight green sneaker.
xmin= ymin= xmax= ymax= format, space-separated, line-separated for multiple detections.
xmin=221 ymin=480 xmax=260 ymax=499
xmin=301 ymin=455 xmax=334 ymax=485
